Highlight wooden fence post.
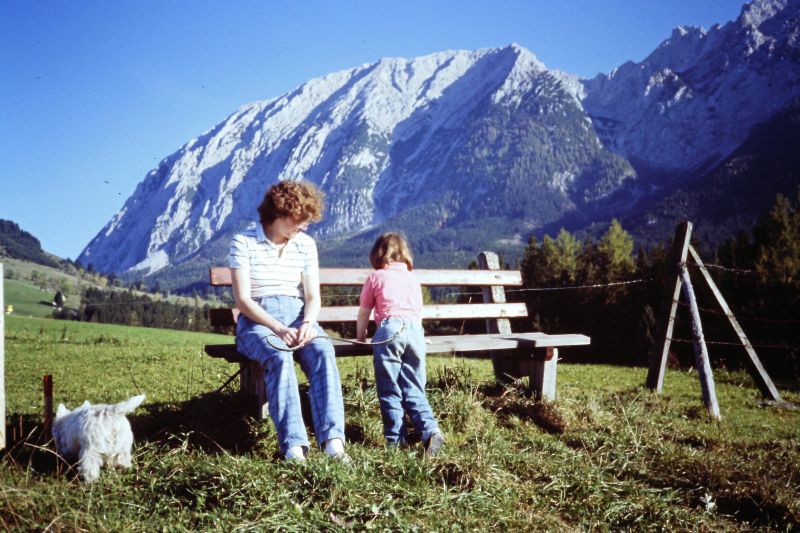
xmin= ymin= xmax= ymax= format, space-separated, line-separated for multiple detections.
xmin=43 ymin=375 xmax=54 ymax=434
xmin=1 ymin=263 xmax=6 ymax=449
xmin=646 ymin=221 xmax=693 ymax=393
xmin=679 ymin=265 xmax=721 ymax=419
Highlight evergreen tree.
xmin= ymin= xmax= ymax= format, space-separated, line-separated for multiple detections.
xmin=753 ymin=192 xmax=800 ymax=284
xmin=597 ymin=219 xmax=636 ymax=282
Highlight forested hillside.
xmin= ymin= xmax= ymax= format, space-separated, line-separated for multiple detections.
xmin=0 ymin=219 xmax=60 ymax=268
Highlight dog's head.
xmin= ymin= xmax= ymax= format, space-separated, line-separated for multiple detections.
xmin=55 ymin=400 xmax=90 ymax=420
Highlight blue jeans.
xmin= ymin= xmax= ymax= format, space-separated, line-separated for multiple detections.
xmin=372 ymin=317 xmax=440 ymax=444
xmin=236 ymin=295 xmax=345 ymax=455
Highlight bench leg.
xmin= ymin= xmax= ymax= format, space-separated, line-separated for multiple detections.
xmin=239 ymin=361 xmax=269 ymax=420
xmin=529 ymin=347 xmax=558 ymax=401
xmin=491 ymin=349 xmax=526 ymax=384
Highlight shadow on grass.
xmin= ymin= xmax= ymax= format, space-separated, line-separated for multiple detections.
xmin=427 ymin=364 xmax=568 ymax=434
xmin=131 ymin=390 xmax=258 ymax=453
xmin=0 ymin=414 xmax=63 ymax=478
xmin=478 ymin=382 xmax=569 ymax=434
xmin=2 ymin=381 xmax=380 ymax=480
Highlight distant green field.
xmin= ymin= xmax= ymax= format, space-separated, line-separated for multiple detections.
xmin=2 ymin=316 xmax=799 ymax=531
xmin=2 ymin=278 xmax=66 ymax=317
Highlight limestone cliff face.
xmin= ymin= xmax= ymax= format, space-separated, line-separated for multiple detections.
xmin=78 ymin=0 xmax=800 ymax=275
xmin=582 ymin=0 xmax=800 ymax=174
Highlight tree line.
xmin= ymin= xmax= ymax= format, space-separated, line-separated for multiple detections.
xmin=72 ymin=287 xmax=213 ymax=332
xmin=518 ymin=191 xmax=800 ymax=378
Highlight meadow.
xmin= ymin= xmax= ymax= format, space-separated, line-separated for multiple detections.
xmin=2 ymin=316 xmax=799 ymax=531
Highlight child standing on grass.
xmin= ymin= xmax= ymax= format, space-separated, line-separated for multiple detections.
xmin=357 ymin=232 xmax=445 ymax=455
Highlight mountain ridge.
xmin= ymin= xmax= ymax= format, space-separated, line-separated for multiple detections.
xmin=78 ymin=0 xmax=800 ymax=287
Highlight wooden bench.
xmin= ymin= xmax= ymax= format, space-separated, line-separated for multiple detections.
xmin=204 ymin=252 xmax=590 ymax=418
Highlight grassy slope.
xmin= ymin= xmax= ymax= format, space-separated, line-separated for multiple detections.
xmin=2 ymin=258 xmax=211 ymax=322
xmin=2 ymin=317 xmax=799 ymax=531
xmin=2 ymin=279 xmax=64 ymax=318
xmin=3 ymin=257 xmax=89 ymax=317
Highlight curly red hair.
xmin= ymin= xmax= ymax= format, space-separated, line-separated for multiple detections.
xmin=258 ymin=180 xmax=325 ymax=225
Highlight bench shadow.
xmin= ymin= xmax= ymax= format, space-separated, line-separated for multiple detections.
xmin=133 ymin=384 xmax=371 ymax=455
xmin=131 ymin=390 xmax=261 ymax=454
xmin=477 ymin=382 xmax=569 ymax=434
xmin=1 ymin=383 xmax=371 ymax=479
xmin=428 ymin=364 xmax=568 ymax=434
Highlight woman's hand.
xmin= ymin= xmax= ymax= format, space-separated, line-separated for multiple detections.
xmin=277 ymin=326 xmax=301 ymax=347
xmin=296 ymin=321 xmax=317 ymax=347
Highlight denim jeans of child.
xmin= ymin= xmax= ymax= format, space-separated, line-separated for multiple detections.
xmin=236 ymin=295 xmax=345 ymax=455
xmin=372 ymin=317 xmax=440 ymax=445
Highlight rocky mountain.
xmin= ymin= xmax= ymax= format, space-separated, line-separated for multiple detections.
xmin=582 ymin=0 xmax=800 ymax=177
xmin=78 ymin=0 xmax=800 ymax=285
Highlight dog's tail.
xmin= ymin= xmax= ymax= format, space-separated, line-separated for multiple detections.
xmin=113 ymin=394 xmax=146 ymax=414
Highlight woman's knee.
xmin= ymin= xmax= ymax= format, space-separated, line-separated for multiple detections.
xmin=301 ymin=340 xmax=337 ymax=371
xmin=269 ymin=350 xmax=296 ymax=371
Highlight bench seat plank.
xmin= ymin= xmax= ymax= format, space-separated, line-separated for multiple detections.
xmin=204 ymin=332 xmax=590 ymax=362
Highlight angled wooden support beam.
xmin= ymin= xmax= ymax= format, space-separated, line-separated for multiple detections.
xmin=679 ymin=265 xmax=721 ymax=419
xmin=688 ymin=246 xmax=782 ymax=402
xmin=646 ymin=221 xmax=693 ymax=393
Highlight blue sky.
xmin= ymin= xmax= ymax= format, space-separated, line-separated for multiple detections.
xmin=0 ymin=0 xmax=746 ymax=261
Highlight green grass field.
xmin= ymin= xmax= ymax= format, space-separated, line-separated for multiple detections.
xmin=2 ymin=258 xmax=203 ymax=321
xmin=2 ymin=278 xmax=79 ymax=318
xmin=2 ymin=316 xmax=799 ymax=531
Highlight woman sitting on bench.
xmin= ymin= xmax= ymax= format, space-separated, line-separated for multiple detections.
xmin=229 ymin=180 xmax=348 ymax=462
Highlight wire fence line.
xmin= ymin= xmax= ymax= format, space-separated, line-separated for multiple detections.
xmin=75 ymin=277 xmax=656 ymax=309
xmin=688 ymin=261 xmax=761 ymax=276
xmin=667 ymin=337 xmax=796 ymax=351
xmin=674 ymin=299 xmax=800 ymax=325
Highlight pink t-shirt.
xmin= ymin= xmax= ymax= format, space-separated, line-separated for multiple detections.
xmin=359 ymin=262 xmax=423 ymax=324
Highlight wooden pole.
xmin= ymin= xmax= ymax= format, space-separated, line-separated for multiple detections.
xmin=646 ymin=221 xmax=693 ymax=392
xmin=43 ymin=374 xmax=54 ymax=434
xmin=0 ymin=263 xmax=5 ymax=449
xmin=688 ymin=246 xmax=782 ymax=401
xmin=679 ymin=265 xmax=722 ymax=420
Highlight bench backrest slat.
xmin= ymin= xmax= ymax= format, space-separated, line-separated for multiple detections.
xmin=208 ymin=264 xmax=527 ymax=329
xmin=209 ymin=267 xmax=521 ymax=287
xmin=209 ymin=302 xmax=528 ymax=328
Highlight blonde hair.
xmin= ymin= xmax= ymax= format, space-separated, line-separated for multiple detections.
xmin=258 ymin=180 xmax=324 ymax=225
xmin=369 ymin=232 xmax=414 ymax=270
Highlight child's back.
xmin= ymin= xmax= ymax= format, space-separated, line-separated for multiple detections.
xmin=360 ymin=262 xmax=422 ymax=325
xmin=356 ymin=232 xmax=444 ymax=455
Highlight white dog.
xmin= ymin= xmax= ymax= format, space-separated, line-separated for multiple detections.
xmin=52 ymin=394 xmax=145 ymax=482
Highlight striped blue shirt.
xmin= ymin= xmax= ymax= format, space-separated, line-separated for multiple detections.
xmin=229 ymin=223 xmax=319 ymax=299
